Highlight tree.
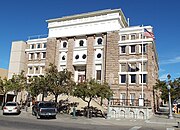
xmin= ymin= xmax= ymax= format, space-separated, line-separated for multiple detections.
xmin=45 ymin=64 xmax=73 ymax=103
xmin=154 ymin=77 xmax=180 ymax=104
xmin=73 ymin=79 xmax=112 ymax=117
xmin=0 ymin=77 xmax=12 ymax=106
xmin=29 ymin=75 xmax=48 ymax=101
xmin=10 ymin=70 xmax=27 ymax=104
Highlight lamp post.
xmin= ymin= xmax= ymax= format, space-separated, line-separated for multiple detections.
xmin=167 ymin=74 xmax=173 ymax=119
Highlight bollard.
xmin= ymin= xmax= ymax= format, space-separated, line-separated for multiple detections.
xmin=72 ymin=107 xmax=76 ymax=118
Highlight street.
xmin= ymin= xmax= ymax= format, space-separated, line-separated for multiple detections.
xmin=0 ymin=111 xmax=178 ymax=130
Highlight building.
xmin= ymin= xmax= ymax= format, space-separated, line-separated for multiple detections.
xmin=0 ymin=68 xmax=8 ymax=79
xmin=8 ymin=9 xmax=159 ymax=118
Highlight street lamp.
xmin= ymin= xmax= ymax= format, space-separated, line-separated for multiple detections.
xmin=167 ymin=74 xmax=173 ymax=119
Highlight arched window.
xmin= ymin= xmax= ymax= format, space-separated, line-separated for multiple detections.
xmin=79 ymin=40 xmax=84 ymax=47
xmin=97 ymin=38 xmax=102 ymax=45
xmin=63 ymin=42 xmax=67 ymax=48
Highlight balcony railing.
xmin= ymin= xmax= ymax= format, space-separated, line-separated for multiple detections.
xmin=110 ymin=98 xmax=151 ymax=107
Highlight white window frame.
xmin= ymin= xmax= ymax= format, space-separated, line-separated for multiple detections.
xmin=129 ymin=45 xmax=136 ymax=54
xmin=129 ymin=74 xmax=136 ymax=84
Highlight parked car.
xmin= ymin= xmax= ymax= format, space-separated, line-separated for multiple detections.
xmin=3 ymin=102 xmax=21 ymax=115
xmin=32 ymin=101 xmax=57 ymax=119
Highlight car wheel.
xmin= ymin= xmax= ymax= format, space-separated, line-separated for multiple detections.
xmin=53 ymin=115 xmax=56 ymax=119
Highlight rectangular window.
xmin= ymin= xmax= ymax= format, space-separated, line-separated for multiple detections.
xmin=29 ymin=53 xmax=33 ymax=60
xmin=42 ymin=52 xmax=46 ymax=59
xmin=130 ymin=93 xmax=135 ymax=106
xmin=140 ymin=44 xmax=146 ymax=53
xmin=31 ymin=44 xmax=35 ymax=49
xmin=120 ymin=93 xmax=126 ymax=106
xmin=131 ymin=34 xmax=135 ymax=40
xmin=130 ymin=45 xmax=136 ymax=53
xmin=140 ymin=74 xmax=147 ymax=83
xmin=130 ymin=74 xmax=136 ymax=83
xmin=37 ymin=53 xmax=40 ymax=59
xmin=121 ymin=63 xmax=126 ymax=72
xmin=96 ymin=70 xmax=101 ymax=81
xmin=121 ymin=35 xmax=126 ymax=41
xmin=37 ymin=43 xmax=41 ymax=48
xmin=121 ymin=74 xmax=126 ymax=83
xmin=141 ymin=62 xmax=147 ymax=71
xmin=43 ymin=43 xmax=47 ymax=48
xmin=121 ymin=46 xmax=126 ymax=54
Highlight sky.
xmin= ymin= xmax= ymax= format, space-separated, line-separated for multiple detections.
xmin=0 ymin=0 xmax=180 ymax=81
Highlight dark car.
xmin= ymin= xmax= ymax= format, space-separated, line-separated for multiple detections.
xmin=32 ymin=101 xmax=57 ymax=119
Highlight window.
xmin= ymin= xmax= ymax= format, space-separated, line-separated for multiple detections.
xmin=62 ymin=55 xmax=65 ymax=60
xmin=79 ymin=40 xmax=84 ymax=46
xmin=43 ymin=43 xmax=47 ymax=48
xmin=120 ymin=93 xmax=126 ymax=106
xmin=35 ymin=67 xmax=38 ymax=71
xmin=140 ymin=44 xmax=146 ymax=53
xmin=140 ymin=74 xmax=147 ymax=83
xmin=131 ymin=34 xmax=135 ymax=40
xmin=120 ymin=74 xmax=126 ymax=83
xmin=63 ymin=42 xmax=67 ymax=48
xmin=121 ymin=46 xmax=126 ymax=54
xmin=82 ymin=54 xmax=86 ymax=59
xmin=121 ymin=35 xmax=126 ymax=41
xmin=37 ymin=43 xmax=41 ymax=48
xmin=130 ymin=93 xmax=135 ymax=106
xmin=96 ymin=70 xmax=101 ymax=80
xmin=141 ymin=62 xmax=147 ymax=71
xmin=130 ymin=45 xmax=136 ymax=53
xmin=75 ymin=55 xmax=79 ymax=60
xmin=31 ymin=44 xmax=35 ymax=49
xmin=130 ymin=74 xmax=136 ymax=83
xmin=97 ymin=38 xmax=102 ymax=45
xmin=42 ymin=52 xmax=46 ymax=59
xmin=121 ymin=63 xmax=126 ymax=72
xmin=35 ymin=52 xmax=40 ymax=60
xmin=29 ymin=53 xmax=33 ymax=60
xmin=97 ymin=53 xmax=101 ymax=58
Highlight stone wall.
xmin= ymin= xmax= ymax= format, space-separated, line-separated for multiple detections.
xmin=45 ymin=38 xmax=59 ymax=68
xmin=109 ymin=106 xmax=153 ymax=119
xmin=105 ymin=31 xmax=119 ymax=86
xmin=86 ymin=36 xmax=95 ymax=80
xmin=66 ymin=38 xmax=75 ymax=75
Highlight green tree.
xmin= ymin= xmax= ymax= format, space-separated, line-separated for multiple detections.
xmin=73 ymin=79 xmax=112 ymax=117
xmin=29 ymin=75 xmax=48 ymax=101
xmin=10 ymin=70 xmax=27 ymax=104
xmin=46 ymin=64 xmax=73 ymax=103
xmin=0 ymin=77 xmax=12 ymax=106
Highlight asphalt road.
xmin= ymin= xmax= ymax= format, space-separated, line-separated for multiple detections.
xmin=0 ymin=112 xmax=176 ymax=130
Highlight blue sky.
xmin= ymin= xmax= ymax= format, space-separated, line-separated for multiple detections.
xmin=0 ymin=0 xmax=180 ymax=80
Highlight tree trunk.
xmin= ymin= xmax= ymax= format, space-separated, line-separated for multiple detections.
xmin=87 ymin=98 xmax=92 ymax=118
xmin=55 ymin=94 xmax=58 ymax=103
xmin=42 ymin=92 xmax=44 ymax=101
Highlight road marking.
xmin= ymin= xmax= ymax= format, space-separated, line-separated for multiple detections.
xmin=166 ymin=128 xmax=174 ymax=130
xmin=129 ymin=126 xmax=141 ymax=130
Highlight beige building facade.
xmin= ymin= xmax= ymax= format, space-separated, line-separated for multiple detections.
xmin=8 ymin=9 xmax=159 ymax=117
xmin=0 ymin=68 xmax=8 ymax=79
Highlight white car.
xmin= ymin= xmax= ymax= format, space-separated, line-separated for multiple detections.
xmin=3 ymin=102 xmax=21 ymax=115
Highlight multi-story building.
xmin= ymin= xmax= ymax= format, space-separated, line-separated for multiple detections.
xmin=8 ymin=9 xmax=158 ymax=118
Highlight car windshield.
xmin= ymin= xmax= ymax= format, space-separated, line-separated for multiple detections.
xmin=6 ymin=102 xmax=17 ymax=106
xmin=39 ymin=102 xmax=55 ymax=108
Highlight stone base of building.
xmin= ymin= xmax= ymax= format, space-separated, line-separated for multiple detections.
xmin=109 ymin=106 xmax=153 ymax=119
